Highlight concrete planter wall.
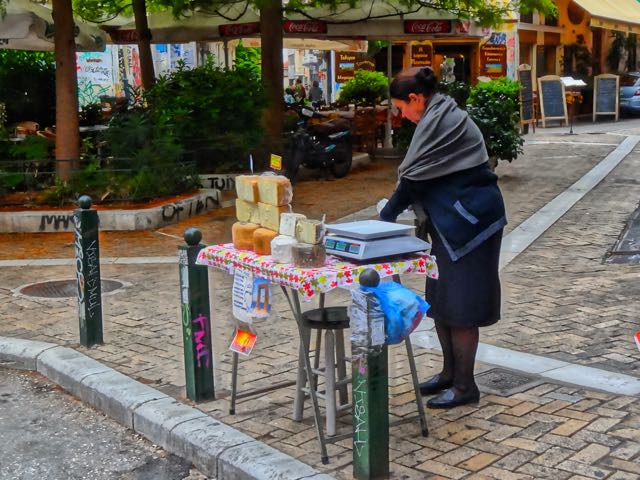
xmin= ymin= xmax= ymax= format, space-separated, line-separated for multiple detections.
xmin=0 ymin=189 xmax=225 ymax=233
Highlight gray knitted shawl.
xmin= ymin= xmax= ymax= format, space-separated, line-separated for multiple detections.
xmin=398 ymin=93 xmax=488 ymax=182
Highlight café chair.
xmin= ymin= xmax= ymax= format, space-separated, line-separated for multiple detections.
xmin=293 ymin=303 xmax=351 ymax=437
xmin=15 ymin=121 xmax=39 ymax=136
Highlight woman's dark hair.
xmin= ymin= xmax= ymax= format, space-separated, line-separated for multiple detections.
xmin=389 ymin=67 xmax=438 ymax=101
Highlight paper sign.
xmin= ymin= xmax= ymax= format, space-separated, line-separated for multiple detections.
xmin=232 ymin=269 xmax=254 ymax=323
xmin=270 ymin=154 xmax=282 ymax=170
xmin=250 ymin=278 xmax=271 ymax=318
xmin=635 ymin=331 xmax=640 ymax=352
xmin=230 ymin=327 xmax=257 ymax=356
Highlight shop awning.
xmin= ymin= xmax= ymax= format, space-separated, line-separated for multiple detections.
xmin=573 ymin=0 xmax=640 ymax=35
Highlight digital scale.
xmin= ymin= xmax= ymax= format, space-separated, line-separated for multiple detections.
xmin=324 ymin=220 xmax=430 ymax=261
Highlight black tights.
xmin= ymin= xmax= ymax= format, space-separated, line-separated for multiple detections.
xmin=435 ymin=322 xmax=479 ymax=393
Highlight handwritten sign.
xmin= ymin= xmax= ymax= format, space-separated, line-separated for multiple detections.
xmin=593 ymin=74 xmax=619 ymax=122
xmin=410 ymin=44 xmax=432 ymax=67
xmin=537 ymin=75 xmax=568 ymax=127
xmin=480 ymin=44 xmax=507 ymax=79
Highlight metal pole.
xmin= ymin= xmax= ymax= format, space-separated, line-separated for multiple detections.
xmin=351 ymin=269 xmax=389 ymax=479
xmin=384 ymin=43 xmax=393 ymax=149
xmin=73 ymin=195 xmax=103 ymax=347
xmin=178 ymin=228 xmax=215 ymax=402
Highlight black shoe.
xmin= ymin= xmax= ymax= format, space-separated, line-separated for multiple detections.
xmin=426 ymin=387 xmax=480 ymax=409
xmin=419 ymin=374 xmax=452 ymax=395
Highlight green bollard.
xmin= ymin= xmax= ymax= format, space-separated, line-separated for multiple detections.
xmin=178 ymin=228 xmax=215 ymax=402
xmin=351 ymin=269 xmax=389 ymax=479
xmin=73 ymin=195 xmax=103 ymax=347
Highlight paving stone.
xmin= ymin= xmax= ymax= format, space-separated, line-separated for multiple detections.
xmin=556 ymin=459 xmax=612 ymax=479
xmin=549 ymin=419 xmax=589 ymax=436
xmin=414 ymin=459 xmax=470 ymax=479
xmin=458 ymin=453 xmax=500 ymax=472
xmin=569 ymin=444 xmax=611 ymax=464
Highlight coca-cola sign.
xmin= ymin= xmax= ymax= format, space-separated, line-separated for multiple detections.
xmin=107 ymin=29 xmax=139 ymax=44
xmin=218 ymin=22 xmax=261 ymax=37
xmin=282 ymin=20 xmax=327 ymax=34
xmin=404 ymin=20 xmax=452 ymax=34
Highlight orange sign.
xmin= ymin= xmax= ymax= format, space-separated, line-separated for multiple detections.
xmin=230 ymin=328 xmax=257 ymax=356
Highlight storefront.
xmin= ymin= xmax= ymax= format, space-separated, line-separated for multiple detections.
xmin=398 ymin=19 xmax=515 ymax=84
xmin=518 ymin=0 xmax=640 ymax=88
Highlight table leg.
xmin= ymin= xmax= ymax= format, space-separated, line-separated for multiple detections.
xmin=393 ymin=274 xmax=428 ymax=436
xmin=282 ymin=286 xmax=330 ymax=464
xmin=230 ymin=351 xmax=239 ymax=415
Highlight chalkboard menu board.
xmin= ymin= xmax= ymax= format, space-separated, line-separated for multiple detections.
xmin=537 ymin=75 xmax=567 ymax=127
xmin=517 ymin=65 xmax=534 ymax=126
xmin=593 ymin=74 xmax=619 ymax=122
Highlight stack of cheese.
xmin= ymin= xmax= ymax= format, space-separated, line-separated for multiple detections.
xmin=232 ymin=174 xmax=293 ymax=255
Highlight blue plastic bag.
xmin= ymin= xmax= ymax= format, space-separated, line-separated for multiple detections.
xmin=362 ymin=281 xmax=430 ymax=345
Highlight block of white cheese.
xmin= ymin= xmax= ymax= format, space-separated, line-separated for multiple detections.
xmin=258 ymin=202 xmax=288 ymax=232
xmin=292 ymin=243 xmax=326 ymax=268
xmin=271 ymin=235 xmax=298 ymax=264
xmin=279 ymin=212 xmax=307 ymax=237
xmin=235 ymin=198 xmax=260 ymax=224
xmin=295 ymin=219 xmax=325 ymax=245
xmin=257 ymin=175 xmax=292 ymax=206
xmin=235 ymin=175 xmax=260 ymax=203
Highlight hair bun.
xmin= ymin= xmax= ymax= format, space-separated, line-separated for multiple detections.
xmin=416 ymin=67 xmax=435 ymax=83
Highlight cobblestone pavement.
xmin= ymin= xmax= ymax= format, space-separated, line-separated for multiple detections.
xmin=1 ymin=128 xmax=640 ymax=479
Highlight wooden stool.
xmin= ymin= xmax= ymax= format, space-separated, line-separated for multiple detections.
xmin=294 ymin=306 xmax=350 ymax=437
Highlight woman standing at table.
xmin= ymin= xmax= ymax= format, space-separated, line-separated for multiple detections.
xmin=380 ymin=67 xmax=506 ymax=409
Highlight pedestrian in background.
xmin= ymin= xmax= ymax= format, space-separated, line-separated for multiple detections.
xmin=380 ymin=66 xmax=506 ymax=409
xmin=294 ymin=78 xmax=306 ymax=102
xmin=309 ymin=80 xmax=323 ymax=106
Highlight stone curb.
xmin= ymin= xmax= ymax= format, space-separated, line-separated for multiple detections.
xmin=0 ymin=336 xmax=334 ymax=480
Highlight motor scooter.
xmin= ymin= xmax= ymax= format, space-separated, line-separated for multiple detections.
xmin=283 ymin=104 xmax=352 ymax=181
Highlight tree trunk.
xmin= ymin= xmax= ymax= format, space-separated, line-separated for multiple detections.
xmin=133 ymin=0 xmax=155 ymax=92
xmin=52 ymin=0 xmax=80 ymax=181
xmin=260 ymin=0 xmax=284 ymax=158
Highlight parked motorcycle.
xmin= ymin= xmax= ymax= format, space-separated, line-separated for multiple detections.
xmin=283 ymin=104 xmax=352 ymax=181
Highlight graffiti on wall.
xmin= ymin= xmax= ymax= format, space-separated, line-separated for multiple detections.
xmin=77 ymin=50 xmax=115 ymax=106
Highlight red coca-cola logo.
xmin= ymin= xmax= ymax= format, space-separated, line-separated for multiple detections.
xmin=107 ymin=29 xmax=139 ymax=43
xmin=283 ymin=20 xmax=327 ymax=34
xmin=404 ymin=20 xmax=452 ymax=34
xmin=218 ymin=22 xmax=261 ymax=37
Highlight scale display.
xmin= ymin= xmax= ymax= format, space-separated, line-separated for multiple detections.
xmin=325 ymin=234 xmax=429 ymax=261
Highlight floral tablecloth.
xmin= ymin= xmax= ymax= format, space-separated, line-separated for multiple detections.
xmin=196 ymin=243 xmax=438 ymax=300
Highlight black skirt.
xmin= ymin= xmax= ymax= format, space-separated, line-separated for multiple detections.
xmin=424 ymin=222 xmax=503 ymax=328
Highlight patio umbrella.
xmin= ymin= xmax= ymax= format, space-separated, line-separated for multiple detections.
xmin=0 ymin=0 xmax=107 ymax=51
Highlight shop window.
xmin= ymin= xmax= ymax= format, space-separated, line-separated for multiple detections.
xmin=537 ymin=45 xmax=557 ymax=76
xmin=520 ymin=44 xmax=532 ymax=66
xmin=520 ymin=10 xmax=533 ymax=23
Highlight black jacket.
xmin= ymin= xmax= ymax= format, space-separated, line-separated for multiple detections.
xmin=380 ymin=163 xmax=506 ymax=261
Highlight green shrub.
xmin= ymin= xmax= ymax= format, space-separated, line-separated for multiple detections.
xmin=467 ymin=77 xmax=523 ymax=163
xmin=338 ymin=70 xmax=389 ymax=107
xmin=437 ymin=81 xmax=470 ymax=109
xmin=145 ymin=58 xmax=266 ymax=172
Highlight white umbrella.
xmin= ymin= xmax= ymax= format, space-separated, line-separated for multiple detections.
xmin=0 ymin=0 xmax=107 ymax=51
